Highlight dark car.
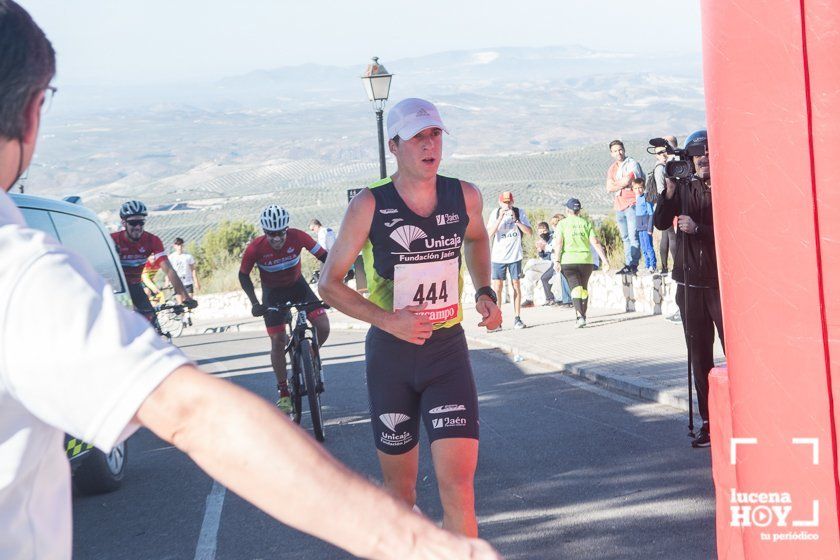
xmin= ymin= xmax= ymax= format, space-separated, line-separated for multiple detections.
xmin=11 ymin=193 xmax=131 ymax=494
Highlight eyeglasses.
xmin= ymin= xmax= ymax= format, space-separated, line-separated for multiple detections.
xmin=126 ymin=219 xmax=145 ymax=227
xmin=264 ymin=229 xmax=288 ymax=238
xmin=41 ymin=86 xmax=58 ymax=113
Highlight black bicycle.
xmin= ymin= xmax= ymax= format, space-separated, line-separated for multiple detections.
xmin=152 ymin=300 xmax=195 ymax=340
xmin=266 ymin=300 xmax=327 ymax=442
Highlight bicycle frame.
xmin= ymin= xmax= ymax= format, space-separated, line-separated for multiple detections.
xmin=266 ymin=300 xmax=326 ymax=441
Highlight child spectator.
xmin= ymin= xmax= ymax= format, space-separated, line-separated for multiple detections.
xmin=632 ymin=178 xmax=657 ymax=272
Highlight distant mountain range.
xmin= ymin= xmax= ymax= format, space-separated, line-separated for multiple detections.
xmin=28 ymin=45 xmax=706 ymax=244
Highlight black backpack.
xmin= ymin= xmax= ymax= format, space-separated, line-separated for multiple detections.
xmin=644 ymin=164 xmax=662 ymax=205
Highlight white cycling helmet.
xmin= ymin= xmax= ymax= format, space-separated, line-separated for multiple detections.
xmin=119 ymin=200 xmax=147 ymax=219
xmin=260 ymin=204 xmax=290 ymax=231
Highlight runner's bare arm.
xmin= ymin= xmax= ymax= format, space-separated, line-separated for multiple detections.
xmin=135 ymin=365 xmax=501 ymax=560
xmin=319 ymin=190 xmax=433 ymax=344
xmin=461 ymin=181 xmax=502 ymax=329
xmin=318 ymin=190 xmax=387 ymax=323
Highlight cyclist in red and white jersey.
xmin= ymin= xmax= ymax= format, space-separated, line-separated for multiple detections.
xmin=239 ymin=205 xmax=330 ymax=413
xmin=111 ymin=200 xmax=195 ymax=322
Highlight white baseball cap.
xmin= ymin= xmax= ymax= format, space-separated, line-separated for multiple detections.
xmin=386 ymin=98 xmax=449 ymax=141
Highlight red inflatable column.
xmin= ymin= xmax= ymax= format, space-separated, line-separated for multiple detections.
xmin=806 ymin=0 xmax=840 ymax=474
xmin=702 ymin=0 xmax=840 ymax=557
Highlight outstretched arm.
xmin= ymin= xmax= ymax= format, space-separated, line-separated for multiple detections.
xmin=136 ymin=365 xmax=501 ymax=560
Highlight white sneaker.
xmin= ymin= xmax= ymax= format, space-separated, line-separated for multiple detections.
xmin=576 ymin=317 xmax=586 ymax=328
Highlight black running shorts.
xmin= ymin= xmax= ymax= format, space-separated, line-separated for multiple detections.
xmin=128 ymin=282 xmax=154 ymax=319
xmin=365 ymin=323 xmax=479 ymax=455
xmin=262 ymin=277 xmax=325 ymax=335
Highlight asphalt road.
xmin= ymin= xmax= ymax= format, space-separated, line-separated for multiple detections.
xmin=72 ymin=328 xmax=716 ymax=560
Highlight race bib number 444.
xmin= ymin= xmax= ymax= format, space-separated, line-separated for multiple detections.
xmin=394 ymin=258 xmax=459 ymax=324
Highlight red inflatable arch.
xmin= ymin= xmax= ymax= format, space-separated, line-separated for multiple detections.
xmin=703 ymin=0 xmax=840 ymax=557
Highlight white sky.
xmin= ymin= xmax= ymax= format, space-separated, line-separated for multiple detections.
xmin=20 ymin=0 xmax=702 ymax=86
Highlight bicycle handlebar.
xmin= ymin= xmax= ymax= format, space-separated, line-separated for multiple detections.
xmin=155 ymin=303 xmax=186 ymax=314
xmin=265 ymin=300 xmax=329 ymax=313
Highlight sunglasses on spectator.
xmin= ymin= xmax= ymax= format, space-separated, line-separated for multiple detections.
xmin=126 ymin=219 xmax=145 ymax=227
xmin=264 ymin=229 xmax=288 ymax=238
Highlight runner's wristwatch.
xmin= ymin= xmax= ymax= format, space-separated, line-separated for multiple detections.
xmin=475 ymin=286 xmax=498 ymax=304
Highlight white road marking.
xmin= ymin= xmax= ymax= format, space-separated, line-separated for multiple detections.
xmin=194 ymin=481 xmax=226 ymax=560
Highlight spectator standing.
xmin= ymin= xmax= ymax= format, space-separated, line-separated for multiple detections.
xmin=605 ymin=140 xmax=643 ymax=275
xmin=309 ymin=218 xmax=337 ymax=283
xmin=309 ymin=218 xmax=337 ymax=252
xmin=486 ymin=191 xmax=532 ymax=329
xmin=632 ymin=178 xmax=657 ymax=272
xmin=0 ymin=4 xmax=501 ymax=558
xmin=653 ymin=129 xmax=722 ymax=448
xmin=652 ymin=142 xmax=677 ymax=273
xmin=554 ymin=199 xmax=610 ymax=328
xmin=169 ymin=237 xmax=200 ymax=297
xmin=522 ymin=221 xmax=571 ymax=307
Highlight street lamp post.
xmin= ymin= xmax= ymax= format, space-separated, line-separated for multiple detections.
xmin=361 ymin=56 xmax=393 ymax=179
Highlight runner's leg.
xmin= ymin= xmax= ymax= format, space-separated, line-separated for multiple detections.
xmin=430 ymin=438 xmax=479 ymax=537
xmin=376 ymin=447 xmax=420 ymax=508
xmin=579 ymin=264 xmax=594 ymax=319
xmin=562 ymin=265 xmax=584 ymax=318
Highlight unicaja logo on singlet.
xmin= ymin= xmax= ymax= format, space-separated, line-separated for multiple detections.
xmin=390 ymin=225 xmax=427 ymax=252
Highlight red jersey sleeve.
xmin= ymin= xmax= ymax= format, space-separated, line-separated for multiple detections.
xmin=148 ymin=234 xmax=168 ymax=266
xmin=296 ymin=229 xmax=327 ymax=261
xmin=240 ymin=238 xmax=258 ymax=275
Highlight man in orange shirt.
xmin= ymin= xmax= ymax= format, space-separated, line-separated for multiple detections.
xmin=605 ymin=139 xmax=643 ymax=275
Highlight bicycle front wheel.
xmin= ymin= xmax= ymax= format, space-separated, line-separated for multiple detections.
xmin=298 ymin=339 xmax=325 ymax=442
xmin=158 ymin=309 xmax=184 ymax=338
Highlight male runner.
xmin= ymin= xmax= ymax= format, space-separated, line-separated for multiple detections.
xmin=319 ymin=98 xmax=502 ymax=537
xmin=239 ymin=205 xmax=330 ymax=414
xmin=111 ymin=200 xmax=195 ymax=322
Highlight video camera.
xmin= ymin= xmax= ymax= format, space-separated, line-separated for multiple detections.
xmin=648 ymin=137 xmax=707 ymax=180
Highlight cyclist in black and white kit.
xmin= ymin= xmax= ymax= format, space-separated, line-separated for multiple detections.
xmin=319 ymin=98 xmax=502 ymax=538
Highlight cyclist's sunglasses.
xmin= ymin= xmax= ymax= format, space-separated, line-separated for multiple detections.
xmin=126 ymin=219 xmax=146 ymax=227
xmin=264 ymin=229 xmax=288 ymax=238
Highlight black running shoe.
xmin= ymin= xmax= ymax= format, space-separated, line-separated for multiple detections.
xmin=616 ymin=265 xmax=632 ymax=275
xmin=692 ymin=423 xmax=711 ymax=448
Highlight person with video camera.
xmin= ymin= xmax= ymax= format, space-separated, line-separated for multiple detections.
xmin=653 ymin=129 xmax=724 ymax=448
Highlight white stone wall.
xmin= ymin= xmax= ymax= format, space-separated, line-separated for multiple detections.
xmin=196 ymin=270 xmax=678 ymax=320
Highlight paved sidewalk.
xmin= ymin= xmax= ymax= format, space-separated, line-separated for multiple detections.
xmin=187 ymin=303 xmax=724 ymax=413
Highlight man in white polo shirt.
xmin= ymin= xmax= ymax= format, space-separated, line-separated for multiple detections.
xmin=486 ymin=191 xmax=532 ymax=329
xmin=0 ymin=3 xmax=500 ymax=559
